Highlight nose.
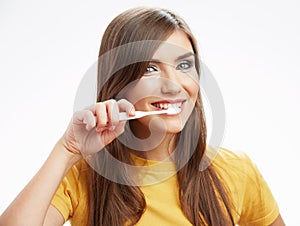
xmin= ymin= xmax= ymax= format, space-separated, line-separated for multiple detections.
xmin=160 ymin=67 xmax=182 ymax=95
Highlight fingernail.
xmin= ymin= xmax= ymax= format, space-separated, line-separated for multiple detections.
xmin=129 ymin=107 xmax=135 ymax=115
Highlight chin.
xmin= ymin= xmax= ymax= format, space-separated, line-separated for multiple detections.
xmin=150 ymin=119 xmax=185 ymax=134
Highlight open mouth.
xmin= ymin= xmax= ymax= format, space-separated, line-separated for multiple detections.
xmin=151 ymin=100 xmax=185 ymax=112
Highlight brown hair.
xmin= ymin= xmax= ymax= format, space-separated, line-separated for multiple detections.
xmin=88 ymin=7 xmax=234 ymax=225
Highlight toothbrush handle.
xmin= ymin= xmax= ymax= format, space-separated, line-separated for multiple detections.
xmin=119 ymin=110 xmax=168 ymax=121
xmin=118 ymin=112 xmax=143 ymax=121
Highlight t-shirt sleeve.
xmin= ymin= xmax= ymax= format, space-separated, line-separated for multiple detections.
xmin=50 ymin=162 xmax=81 ymax=222
xmin=238 ymin=153 xmax=280 ymax=226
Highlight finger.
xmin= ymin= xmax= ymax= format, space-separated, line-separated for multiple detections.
xmin=73 ymin=110 xmax=96 ymax=130
xmin=73 ymin=110 xmax=94 ymax=125
xmin=114 ymin=120 xmax=126 ymax=135
xmin=100 ymin=120 xmax=126 ymax=144
xmin=94 ymin=102 xmax=108 ymax=129
xmin=104 ymin=99 xmax=119 ymax=127
xmin=82 ymin=111 xmax=96 ymax=131
xmin=117 ymin=99 xmax=135 ymax=117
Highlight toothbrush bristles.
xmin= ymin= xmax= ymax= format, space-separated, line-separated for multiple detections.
xmin=166 ymin=107 xmax=180 ymax=115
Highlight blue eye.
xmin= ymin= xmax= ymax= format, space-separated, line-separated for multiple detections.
xmin=176 ymin=60 xmax=193 ymax=71
xmin=145 ymin=65 xmax=158 ymax=74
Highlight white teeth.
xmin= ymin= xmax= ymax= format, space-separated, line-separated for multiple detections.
xmin=153 ymin=102 xmax=182 ymax=110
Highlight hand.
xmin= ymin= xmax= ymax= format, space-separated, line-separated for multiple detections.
xmin=60 ymin=99 xmax=135 ymax=157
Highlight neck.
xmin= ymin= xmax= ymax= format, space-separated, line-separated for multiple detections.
xmin=130 ymin=133 xmax=177 ymax=161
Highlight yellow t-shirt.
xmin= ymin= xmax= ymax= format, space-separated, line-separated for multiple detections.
xmin=51 ymin=147 xmax=279 ymax=225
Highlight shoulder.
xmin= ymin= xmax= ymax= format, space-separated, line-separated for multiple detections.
xmin=207 ymin=146 xmax=250 ymax=161
xmin=205 ymin=146 xmax=263 ymax=203
xmin=65 ymin=159 xmax=90 ymax=194
xmin=207 ymin=146 xmax=262 ymax=184
xmin=68 ymin=159 xmax=89 ymax=179
xmin=206 ymin=147 xmax=280 ymax=225
xmin=54 ymin=159 xmax=90 ymax=204
xmin=205 ymin=146 xmax=255 ymax=172
xmin=51 ymin=159 xmax=90 ymax=223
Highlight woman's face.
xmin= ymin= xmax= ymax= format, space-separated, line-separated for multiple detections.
xmin=124 ymin=30 xmax=199 ymax=136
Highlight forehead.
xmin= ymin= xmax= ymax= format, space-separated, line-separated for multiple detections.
xmin=152 ymin=30 xmax=194 ymax=61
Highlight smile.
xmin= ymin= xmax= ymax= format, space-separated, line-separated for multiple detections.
xmin=151 ymin=100 xmax=185 ymax=111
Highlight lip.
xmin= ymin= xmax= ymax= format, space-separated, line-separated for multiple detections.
xmin=151 ymin=99 xmax=186 ymax=104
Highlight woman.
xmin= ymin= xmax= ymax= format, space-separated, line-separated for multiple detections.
xmin=0 ymin=7 xmax=284 ymax=226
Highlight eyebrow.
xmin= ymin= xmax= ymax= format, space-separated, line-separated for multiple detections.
xmin=151 ymin=52 xmax=195 ymax=63
xmin=175 ymin=52 xmax=195 ymax=61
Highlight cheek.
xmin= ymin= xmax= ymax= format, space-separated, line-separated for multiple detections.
xmin=133 ymin=98 xmax=149 ymax=111
xmin=124 ymin=77 xmax=160 ymax=103
xmin=182 ymin=78 xmax=199 ymax=102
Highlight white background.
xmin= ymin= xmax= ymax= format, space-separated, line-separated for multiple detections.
xmin=0 ymin=0 xmax=299 ymax=225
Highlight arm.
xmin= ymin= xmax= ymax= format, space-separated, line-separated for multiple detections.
xmin=43 ymin=205 xmax=65 ymax=226
xmin=0 ymin=99 xmax=134 ymax=226
xmin=0 ymin=141 xmax=80 ymax=226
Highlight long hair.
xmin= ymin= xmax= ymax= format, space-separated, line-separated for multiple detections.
xmin=88 ymin=7 xmax=234 ymax=225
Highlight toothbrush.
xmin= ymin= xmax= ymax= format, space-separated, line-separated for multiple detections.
xmin=119 ymin=108 xmax=180 ymax=121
